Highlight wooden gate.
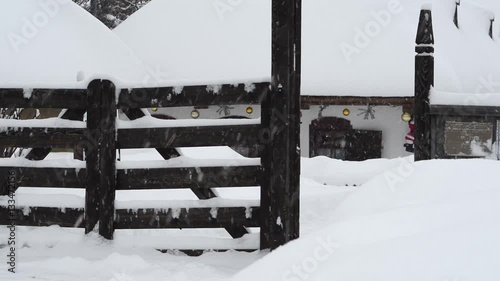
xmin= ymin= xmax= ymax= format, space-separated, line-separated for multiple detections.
xmin=0 ymin=0 xmax=301 ymax=251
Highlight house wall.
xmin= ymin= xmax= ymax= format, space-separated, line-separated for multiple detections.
xmin=152 ymin=104 xmax=412 ymax=159
xmin=302 ymin=105 xmax=412 ymax=159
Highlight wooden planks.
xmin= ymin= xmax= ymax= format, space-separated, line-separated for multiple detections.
xmin=0 ymin=206 xmax=85 ymax=228
xmin=118 ymin=82 xmax=270 ymax=109
xmin=301 ymin=96 xmax=414 ymax=109
xmin=0 ymin=128 xmax=86 ymax=148
xmin=117 ymin=124 xmax=262 ymax=149
xmin=0 ymin=167 xmax=85 ymax=189
xmin=117 ymin=166 xmax=261 ymax=190
xmin=114 ymin=207 xmax=260 ymax=229
xmin=0 ymin=89 xmax=87 ymax=109
xmin=0 ymin=166 xmax=259 ymax=191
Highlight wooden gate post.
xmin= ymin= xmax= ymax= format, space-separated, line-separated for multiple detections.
xmin=85 ymin=79 xmax=117 ymax=239
xmin=414 ymin=9 xmax=434 ymax=161
xmin=99 ymin=80 xmax=117 ymax=239
xmin=261 ymin=0 xmax=301 ymax=250
xmin=85 ymin=80 xmax=101 ymax=234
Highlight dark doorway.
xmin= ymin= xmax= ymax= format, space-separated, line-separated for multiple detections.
xmin=346 ymin=130 xmax=383 ymax=161
xmin=310 ymin=117 xmax=382 ymax=161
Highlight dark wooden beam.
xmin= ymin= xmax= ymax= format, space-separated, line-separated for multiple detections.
xmin=0 ymin=128 xmax=86 ymax=148
xmin=0 ymin=167 xmax=85 ymax=189
xmin=414 ymin=9 xmax=434 ymax=161
xmin=301 ymin=96 xmax=414 ymax=109
xmin=0 ymin=206 xmax=84 ymax=228
xmin=0 ymin=89 xmax=87 ymax=109
xmin=85 ymin=80 xmax=101 ymax=235
xmin=100 ymin=80 xmax=118 ymax=240
xmin=117 ymin=125 xmax=261 ymax=149
xmin=114 ymin=207 xmax=260 ymax=229
xmin=117 ymin=166 xmax=260 ymax=190
xmin=117 ymin=82 xmax=270 ymax=109
xmin=158 ymin=249 xmax=258 ymax=256
xmin=430 ymin=105 xmax=500 ymax=116
xmin=260 ymin=0 xmax=301 ymax=250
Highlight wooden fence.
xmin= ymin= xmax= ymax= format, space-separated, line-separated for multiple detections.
xmin=0 ymin=0 xmax=301 ymax=251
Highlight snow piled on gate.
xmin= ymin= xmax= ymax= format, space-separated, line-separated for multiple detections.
xmin=0 ymin=0 xmax=149 ymax=88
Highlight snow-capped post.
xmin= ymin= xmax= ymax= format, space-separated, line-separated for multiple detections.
xmin=454 ymin=0 xmax=460 ymax=29
xmin=414 ymin=8 xmax=434 ymax=161
xmin=260 ymin=0 xmax=301 ymax=250
xmin=85 ymin=79 xmax=117 ymax=239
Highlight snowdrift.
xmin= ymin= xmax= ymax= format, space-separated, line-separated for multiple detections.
xmin=233 ymin=159 xmax=500 ymax=281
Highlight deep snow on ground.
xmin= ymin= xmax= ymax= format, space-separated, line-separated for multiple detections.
xmin=1 ymin=152 xmax=500 ymax=281
xmin=235 ymin=158 xmax=500 ymax=281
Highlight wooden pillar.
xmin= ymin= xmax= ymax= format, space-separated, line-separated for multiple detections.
xmin=414 ymin=10 xmax=434 ymax=161
xmin=85 ymin=80 xmax=101 ymax=234
xmin=261 ymin=0 xmax=301 ymax=250
xmin=85 ymin=80 xmax=117 ymax=239
xmin=98 ymin=80 xmax=117 ymax=239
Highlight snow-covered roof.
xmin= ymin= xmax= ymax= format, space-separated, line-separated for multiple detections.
xmin=114 ymin=0 xmax=500 ymax=97
xmin=0 ymin=0 xmax=149 ymax=88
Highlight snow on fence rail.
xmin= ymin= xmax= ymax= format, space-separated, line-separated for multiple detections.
xmin=0 ymin=0 xmax=301 ymax=252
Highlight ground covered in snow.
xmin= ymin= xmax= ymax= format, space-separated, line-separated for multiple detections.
xmin=1 ymin=153 xmax=500 ymax=281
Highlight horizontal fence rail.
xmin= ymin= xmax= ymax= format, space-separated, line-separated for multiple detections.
xmin=117 ymin=166 xmax=261 ymax=190
xmin=114 ymin=207 xmax=260 ymax=229
xmin=117 ymin=124 xmax=262 ymax=149
xmin=0 ymin=128 xmax=87 ymax=148
xmin=0 ymin=167 xmax=85 ymax=191
xmin=0 ymin=206 xmax=85 ymax=228
xmin=118 ymin=82 xmax=270 ymax=109
xmin=0 ymin=89 xmax=87 ymax=109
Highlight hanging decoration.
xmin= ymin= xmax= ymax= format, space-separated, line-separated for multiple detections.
xmin=401 ymin=112 xmax=412 ymax=122
xmin=404 ymin=120 xmax=415 ymax=153
xmin=358 ymin=105 xmax=376 ymax=120
xmin=191 ymin=109 xmax=200 ymax=119
xmin=342 ymin=108 xmax=350 ymax=116
xmin=318 ymin=105 xmax=328 ymax=119
xmin=217 ymin=105 xmax=235 ymax=116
